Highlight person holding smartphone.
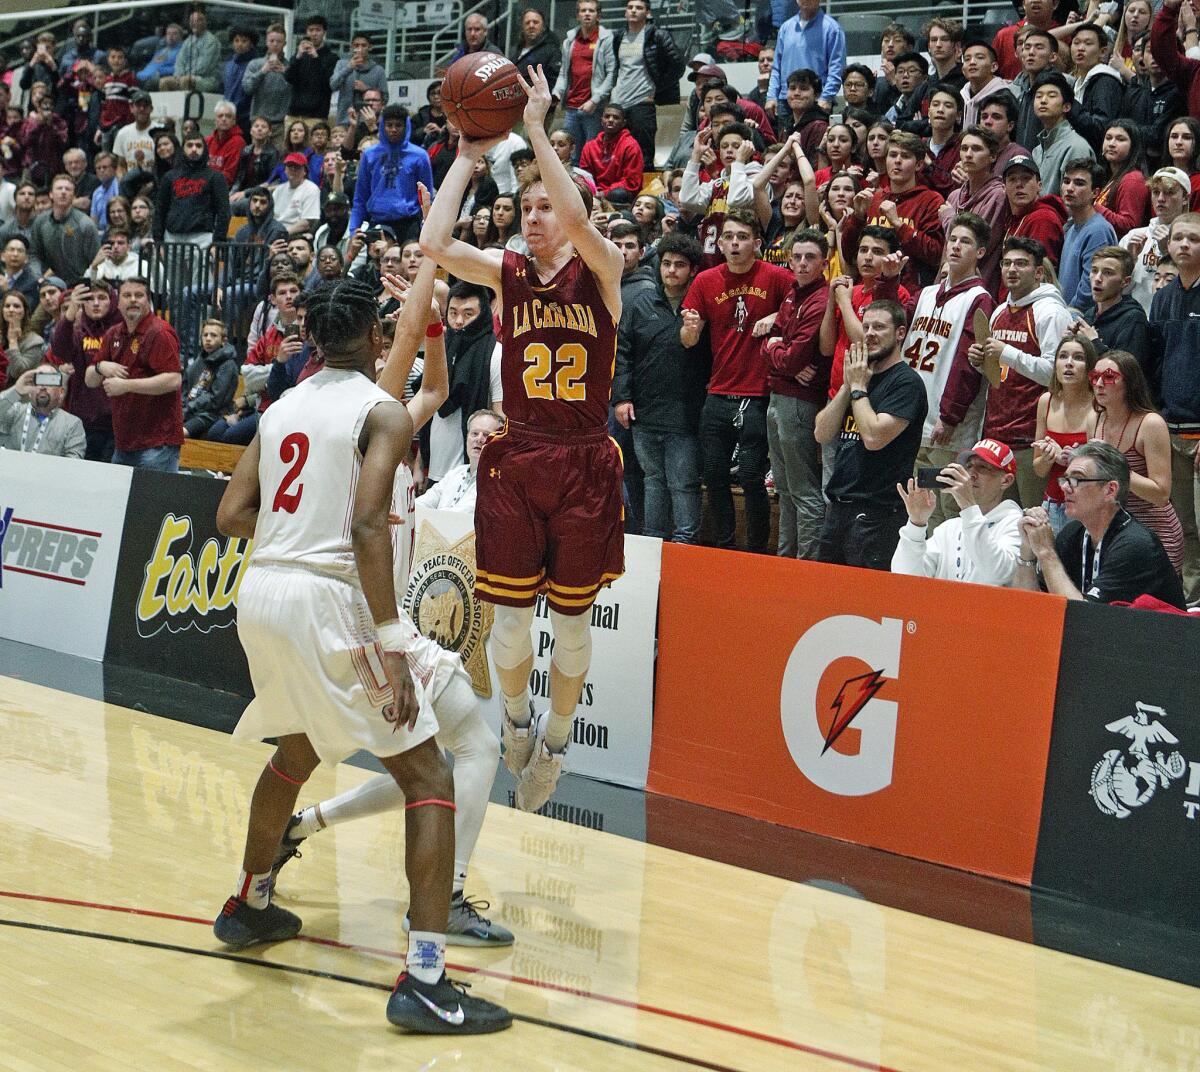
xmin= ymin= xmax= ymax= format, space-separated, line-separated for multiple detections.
xmin=0 ymin=363 xmax=86 ymax=458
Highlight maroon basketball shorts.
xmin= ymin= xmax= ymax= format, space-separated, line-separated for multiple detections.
xmin=474 ymin=422 xmax=625 ymax=615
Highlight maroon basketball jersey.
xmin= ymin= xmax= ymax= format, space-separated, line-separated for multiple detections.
xmin=500 ymin=249 xmax=616 ymax=430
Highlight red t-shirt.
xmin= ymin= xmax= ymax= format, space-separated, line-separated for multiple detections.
xmin=567 ymin=29 xmax=599 ymax=109
xmin=683 ymin=260 xmax=794 ymax=397
xmin=94 ymin=313 xmax=183 ymax=451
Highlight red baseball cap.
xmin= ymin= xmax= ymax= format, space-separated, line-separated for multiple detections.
xmin=960 ymin=438 xmax=1017 ymax=475
xmin=283 ymin=152 xmax=308 ymax=167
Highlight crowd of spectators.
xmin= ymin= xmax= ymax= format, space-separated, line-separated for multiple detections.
xmin=1 ymin=0 xmax=1196 ymax=611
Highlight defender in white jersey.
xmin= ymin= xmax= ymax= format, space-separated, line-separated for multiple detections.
xmin=903 ymin=213 xmax=995 ymax=527
xmin=211 ymin=264 xmax=511 ymax=1035
xmin=268 ymin=268 xmax=512 ymax=950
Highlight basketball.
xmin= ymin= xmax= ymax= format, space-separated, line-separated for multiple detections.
xmin=441 ymin=52 xmax=527 ymax=139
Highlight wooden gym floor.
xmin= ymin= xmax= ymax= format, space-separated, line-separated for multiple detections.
xmin=3 ymin=661 xmax=1199 ymax=1071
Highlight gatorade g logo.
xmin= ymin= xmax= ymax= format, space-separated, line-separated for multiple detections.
xmin=780 ymin=616 xmax=903 ymax=797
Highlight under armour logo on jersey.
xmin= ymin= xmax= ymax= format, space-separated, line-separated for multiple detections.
xmin=734 ymin=296 xmax=748 ymax=333
xmin=489 ymin=467 xmax=500 ymax=479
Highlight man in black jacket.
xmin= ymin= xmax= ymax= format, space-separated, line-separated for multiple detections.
xmin=613 ymin=233 xmax=709 ymax=542
xmin=610 ymin=0 xmax=685 ymax=168
xmin=1075 ymin=245 xmax=1151 ymax=362
xmin=285 ymin=16 xmax=339 ymax=131
xmin=420 ymin=282 xmax=497 ymax=488
xmin=1125 ymin=34 xmax=1185 ymax=170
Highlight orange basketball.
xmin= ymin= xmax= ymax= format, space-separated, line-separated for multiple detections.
xmin=441 ymin=52 xmax=527 ymax=139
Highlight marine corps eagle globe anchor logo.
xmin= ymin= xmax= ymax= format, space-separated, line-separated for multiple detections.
xmin=1090 ymin=701 xmax=1187 ymax=819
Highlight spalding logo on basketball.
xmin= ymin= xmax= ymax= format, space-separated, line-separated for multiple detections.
xmin=441 ymin=51 xmax=527 ymax=140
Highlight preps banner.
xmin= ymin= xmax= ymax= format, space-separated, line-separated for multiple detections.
xmin=1033 ymin=602 xmax=1200 ymax=924
xmin=0 ymin=453 xmax=132 ymax=661
xmin=105 ymin=469 xmax=253 ymax=696
xmin=649 ymin=544 xmax=1066 ymax=884
xmin=408 ymin=506 xmax=661 ymax=789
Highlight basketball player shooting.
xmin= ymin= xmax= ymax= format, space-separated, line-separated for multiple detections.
xmin=422 ymin=65 xmax=625 ymax=812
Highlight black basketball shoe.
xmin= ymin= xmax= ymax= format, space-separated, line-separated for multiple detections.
xmin=386 ymin=972 xmax=513 ymax=1034
xmin=213 ymin=897 xmax=302 ymax=950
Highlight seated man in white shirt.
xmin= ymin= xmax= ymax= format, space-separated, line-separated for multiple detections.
xmin=418 ymin=408 xmax=504 ymax=512
xmin=891 ymin=438 xmax=1024 ymax=585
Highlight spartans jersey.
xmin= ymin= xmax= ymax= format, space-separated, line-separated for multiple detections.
xmin=251 ymin=367 xmax=411 ymax=585
xmin=500 ymin=249 xmax=616 ymax=431
xmin=903 ymin=277 xmax=992 ymax=450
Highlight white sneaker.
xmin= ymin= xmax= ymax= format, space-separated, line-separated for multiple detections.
xmin=515 ymin=726 xmax=565 ymax=813
xmin=501 ymin=705 xmax=536 ymax=776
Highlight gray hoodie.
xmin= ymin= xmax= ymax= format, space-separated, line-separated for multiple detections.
xmin=243 ymin=54 xmax=292 ymax=123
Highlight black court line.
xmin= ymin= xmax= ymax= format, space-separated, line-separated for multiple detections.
xmin=0 ymin=917 xmax=749 ymax=1072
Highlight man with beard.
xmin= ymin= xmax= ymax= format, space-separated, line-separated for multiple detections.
xmin=0 ymin=362 xmax=86 ymax=457
xmin=814 ymin=300 xmax=927 ymax=569
xmin=154 ymin=133 xmax=230 ymax=251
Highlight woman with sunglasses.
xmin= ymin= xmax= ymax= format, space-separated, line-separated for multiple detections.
xmin=1033 ymin=336 xmax=1099 ymax=533
xmin=1091 ymin=351 xmax=1184 ymax=571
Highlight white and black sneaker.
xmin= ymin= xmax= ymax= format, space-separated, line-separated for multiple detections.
xmin=386 ymin=972 xmax=512 ymax=1034
xmin=403 ymin=893 xmax=515 ymax=947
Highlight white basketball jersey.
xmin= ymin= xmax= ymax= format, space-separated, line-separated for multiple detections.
xmin=903 ymin=279 xmax=989 ymax=449
xmin=251 ymin=367 xmax=414 ymax=587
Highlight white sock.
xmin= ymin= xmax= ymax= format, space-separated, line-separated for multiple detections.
xmin=235 ymin=870 xmax=272 ymax=909
xmin=292 ymin=804 xmax=325 ymax=839
xmin=502 ymin=687 xmax=531 ymax=726
xmin=544 ymin=709 xmax=573 ymax=753
xmin=406 ymin=931 xmax=446 ymax=985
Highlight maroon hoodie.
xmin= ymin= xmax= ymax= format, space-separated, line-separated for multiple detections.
xmin=763 ymin=276 xmax=830 ymax=401
xmin=50 ymin=294 xmax=121 ymax=430
xmin=842 ymin=183 xmax=947 ymax=291
xmin=1005 ymin=194 xmax=1067 ymax=267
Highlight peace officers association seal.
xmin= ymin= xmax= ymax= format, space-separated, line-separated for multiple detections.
xmin=402 ymin=520 xmax=494 ymax=697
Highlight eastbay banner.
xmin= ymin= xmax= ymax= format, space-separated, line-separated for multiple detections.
xmin=406 ymin=506 xmax=661 ymax=789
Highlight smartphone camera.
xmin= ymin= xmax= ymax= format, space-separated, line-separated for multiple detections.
xmin=916 ymin=466 xmax=946 ymax=491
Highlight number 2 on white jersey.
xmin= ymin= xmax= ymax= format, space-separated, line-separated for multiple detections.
xmin=271 ymin=432 xmax=310 ymax=513
xmin=522 ymin=342 xmax=588 ymax=402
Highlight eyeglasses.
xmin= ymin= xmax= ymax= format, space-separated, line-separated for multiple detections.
xmin=1057 ymin=475 xmax=1112 ymax=490
xmin=1089 ymin=369 xmax=1122 ymax=387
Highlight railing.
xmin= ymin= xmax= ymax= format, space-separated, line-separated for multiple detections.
xmin=140 ymin=241 xmax=272 ymax=362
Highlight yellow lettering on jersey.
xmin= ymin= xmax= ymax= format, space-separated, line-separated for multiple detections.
xmin=867 ymin=213 xmax=917 ymax=231
xmin=909 ymin=315 xmax=953 ymax=339
xmin=712 ymin=284 xmax=769 ymax=305
xmin=507 ymin=299 xmax=600 ymax=340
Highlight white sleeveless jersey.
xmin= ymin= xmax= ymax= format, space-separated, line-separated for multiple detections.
xmin=903 ymin=280 xmax=989 ymax=449
xmin=251 ymin=368 xmax=415 ymax=588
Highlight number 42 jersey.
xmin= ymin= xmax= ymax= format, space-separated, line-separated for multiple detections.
xmin=500 ymin=249 xmax=617 ymax=431
xmin=250 ymin=367 xmax=415 ymax=588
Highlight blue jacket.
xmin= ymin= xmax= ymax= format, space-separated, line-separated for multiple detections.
xmin=768 ymin=10 xmax=846 ymax=105
xmin=138 ymin=41 xmax=182 ymax=84
xmin=350 ymin=117 xmax=434 ymax=229
xmin=224 ymin=51 xmax=256 ymax=117
xmin=1148 ymin=276 xmax=1200 ymax=433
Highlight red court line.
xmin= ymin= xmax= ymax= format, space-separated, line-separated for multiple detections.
xmin=1 ymin=566 xmax=86 ymax=586
xmin=0 ymin=888 xmax=902 ymax=1072
xmin=11 ymin=517 xmax=103 ymax=537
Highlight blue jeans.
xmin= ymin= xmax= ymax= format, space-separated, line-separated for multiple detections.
xmin=206 ymin=412 xmax=259 ymax=445
xmin=632 ymin=426 xmax=702 ymax=542
xmin=563 ymin=107 xmax=601 ymax=164
xmin=112 ymin=445 xmax=180 ymax=472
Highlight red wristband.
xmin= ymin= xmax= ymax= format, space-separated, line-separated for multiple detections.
xmin=425 ymin=322 xmax=444 ymax=338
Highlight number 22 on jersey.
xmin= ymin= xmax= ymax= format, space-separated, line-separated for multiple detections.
xmin=522 ymin=342 xmax=588 ymax=402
